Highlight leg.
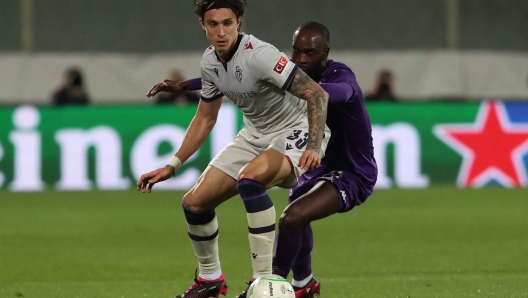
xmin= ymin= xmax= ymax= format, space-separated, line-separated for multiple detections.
xmin=284 ymin=181 xmax=339 ymax=285
xmin=291 ymin=224 xmax=314 ymax=283
xmin=182 ymin=166 xmax=238 ymax=280
xmin=286 ymin=171 xmax=367 ymax=290
xmin=238 ymin=148 xmax=293 ymax=188
xmin=274 ymin=181 xmax=338 ymax=282
xmin=183 ymin=165 xmax=239 ymax=212
xmin=237 ymin=148 xmax=293 ymax=278
xmin=280 ymin=181 xmax=339 ymax=230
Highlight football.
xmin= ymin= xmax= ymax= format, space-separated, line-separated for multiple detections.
xmin=247 ymin=274 xmax=295 ymax=298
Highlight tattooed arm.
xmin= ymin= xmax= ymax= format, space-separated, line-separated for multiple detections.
xmin=288 ymin=68 xmax=328 ymax=169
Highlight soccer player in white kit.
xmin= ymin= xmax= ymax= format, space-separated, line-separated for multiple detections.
xmin=137 ymin=1 xmax=330 ymax=297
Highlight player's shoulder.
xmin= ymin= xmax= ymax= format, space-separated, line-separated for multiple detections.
xmin=322 ymin=60 xmax=356 ymax=82
xmin=201 ymin=44 xmax=217 ymax=62
xmin=243 ymin=35 xmax=283 ymax=69
xmin=244 ymin=34 xmax=280 ymax=55
xmin=244 ymin=34 xmax=265 ymax=49
xmin=327 ymin=60 xmax=354 ymax=74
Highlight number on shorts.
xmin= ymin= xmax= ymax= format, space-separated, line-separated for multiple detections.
xmin=295 ymin=133 xmax=309 ymax=149
xmin=287 ymin=130 xmax=302 ymax=140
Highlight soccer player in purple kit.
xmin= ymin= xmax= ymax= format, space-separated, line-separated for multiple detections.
xmin=235 ymin=21 xmax=377 ymax=298
xmin=268 ymin=21 xmax=378 ymax=298
xmin=148 ymin=21 xmax=377 ymax=298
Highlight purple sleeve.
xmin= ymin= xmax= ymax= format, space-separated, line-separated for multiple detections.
xmin=187 ymin=77 xmax=202 ymax=91
xmin=320 ymin=82 xmax=354 ymax=103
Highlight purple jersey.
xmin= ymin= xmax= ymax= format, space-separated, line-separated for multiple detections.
xmin=317 ymin=60 xmax=377 ymax=189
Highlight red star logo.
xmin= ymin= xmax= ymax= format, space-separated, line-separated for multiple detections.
xmin=434 ymin=101 xmax=528 ymax=188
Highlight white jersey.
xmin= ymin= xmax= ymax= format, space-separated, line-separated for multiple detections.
xmin=200 ymin=34 xmax=308 ymax=135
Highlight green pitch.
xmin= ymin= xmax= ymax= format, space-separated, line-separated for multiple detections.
xmin=1 ymin=187 xmax=527 ymax=298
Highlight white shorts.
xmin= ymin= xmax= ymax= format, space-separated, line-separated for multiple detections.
xmin=209 ymin=126 xmax=331 ymax=189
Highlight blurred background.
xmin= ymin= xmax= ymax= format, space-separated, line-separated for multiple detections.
xmin=2 ymin=2 xmax=528 ymax=298
xmin=0 ymin=0 xmax=527 ymax=105
xmin=0 ymin=0 xmax=527 ymax=189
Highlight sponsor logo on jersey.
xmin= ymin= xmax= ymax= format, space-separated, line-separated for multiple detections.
xmin=223 ymin=90 xmax=256 ymax=99
xmin=244 ymin=42 xmax=253 ymax=50
xmin=273 ymin=56 xmax=289 ymax=74
xmin=235 ymin=66 xmax=242 ymax=82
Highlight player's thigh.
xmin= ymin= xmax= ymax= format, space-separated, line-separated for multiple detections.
xmin=238 ymin=148 xmax=293 ymax=188
xmin=209 ymin=130 xmax=261 ymax=181
xmin=183 ymin=165 xmax=238 ymax=212
xmin=281 ymin=181 xmax=340 ymax=228
xmin=268 ymin=126 xmax=331 ymax=188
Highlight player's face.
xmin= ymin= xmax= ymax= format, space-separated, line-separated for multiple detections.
xmin=291 ymin=29 xmax=329 ymax=80
xmin=200 ymin=9 xmax=241 ymax=55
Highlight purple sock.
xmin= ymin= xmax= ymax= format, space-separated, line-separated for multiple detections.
xmin=292 ymin=224 xmax=313 ymax=281
xmin=273 ymin=227 xmax=302 ymax=278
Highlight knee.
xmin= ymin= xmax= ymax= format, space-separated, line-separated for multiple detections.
xmin=237 ymin=166 xmax=258 ymax=182
xmin=237 ymin=159 xmax=271 ymax=184
xmin=182 ymin=191 xmax=200 ymax=211
xmin=279 ymin=205 xmax=307 ymax=230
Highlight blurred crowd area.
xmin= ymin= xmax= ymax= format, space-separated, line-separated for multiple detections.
xmin=0 ymin=0 xmax=527 ymax=105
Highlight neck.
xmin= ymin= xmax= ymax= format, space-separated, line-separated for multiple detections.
xmin=215 ymin=49 xmax=230 ymax=63
xmin=315 ymin=59 xmax=330 ymax=80
xmin=309 ymin=60 xmax=328 ymax=82
xmin=214 ymin=34 xmax=242 ymax=65
xmin=321 ymin=59 xmax=329 ymax=71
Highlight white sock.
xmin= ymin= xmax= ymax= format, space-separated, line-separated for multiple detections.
xmin=247 ymin=206 xmax=276 ymax=277
xmin=198 ymin=268 xmax=222 ymax=280
xmin=187 ymin=215 xmax=221 ymax=279
xmin=292 ymin=274 xmax=313 ymax=288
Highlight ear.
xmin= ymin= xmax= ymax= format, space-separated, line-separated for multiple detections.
xmin=323 ymin=47 xmax=330 ymax=59
xmin=199 ymin=18 xmax=206 ymax=31
xmin=237 ymin=17 xmax=242 ymax=29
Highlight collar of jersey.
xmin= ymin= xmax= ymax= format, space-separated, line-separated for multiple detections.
xmin=214 ymin=34 xmax=244 ymax=70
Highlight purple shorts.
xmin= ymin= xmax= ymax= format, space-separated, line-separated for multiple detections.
xmin=288 ymin=164 xmax=374 ymax=213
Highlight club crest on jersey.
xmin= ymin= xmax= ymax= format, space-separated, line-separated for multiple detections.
xmin=273 ymin=56 xmax=289 ymax=75
xmin=235 ymin=66 xmax=242 ymax=82
xmin=214 ymin=68 xmax=219 ymax=78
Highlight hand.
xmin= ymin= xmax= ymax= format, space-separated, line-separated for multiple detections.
xmin=298 ymin=149 xmax=321 ymax=171
xmin=146 ymin=80 xmax=185 ymax=98
xmin=137 ymin=166 xmax=174 ymax=193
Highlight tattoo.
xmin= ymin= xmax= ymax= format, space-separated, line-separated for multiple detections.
xmin=288 ymin=69 xmax=328 ymax=151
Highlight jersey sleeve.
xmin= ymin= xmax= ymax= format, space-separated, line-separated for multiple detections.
xmin=187 ymin=77 xmax=203 ymax=91
xmin=320 ymin=82 xmax=354 ymax=103
xmin=248 ymin=44 xmax=298 ymax=90
xmin=200 ymin=68 xmax=223 ymax=102
xmin=325 ymin=67 xmax=359 ymax=102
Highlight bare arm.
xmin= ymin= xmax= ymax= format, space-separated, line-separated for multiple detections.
xmin=137 ymin=98 xmax=222 ymax=192
xmin=288 ymin=69 xmax=328 ymax=152
xmin=175 ymin=98 xmax=222 ymax=163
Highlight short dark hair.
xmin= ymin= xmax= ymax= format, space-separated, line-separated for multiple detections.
xmin=194 ymin=0 xmax=247 ymax=19
xmin=298 ymin=21 xmax=330 ymax=45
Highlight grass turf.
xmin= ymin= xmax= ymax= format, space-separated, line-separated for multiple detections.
xmin=1 ymin=187 xmax=527 ymax=298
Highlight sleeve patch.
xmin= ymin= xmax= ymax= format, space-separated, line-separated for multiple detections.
xmin=273 ymin=56 xmax=289 ymax=75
